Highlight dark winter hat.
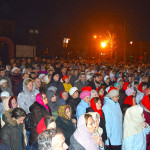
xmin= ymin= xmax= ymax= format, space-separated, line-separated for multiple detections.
xmin=46 ymin=90 xmax=55 ymax=102
xmin=52 ymin=71 xmax=59 ymax=79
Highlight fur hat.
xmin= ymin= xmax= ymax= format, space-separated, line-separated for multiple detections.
xmin=11 ymin=67 xmax=19 ymax=73
xmin=1 ymin=91 xmax=10 ymax=98
xmin=106 ymin=87 xmax=119 ymax=98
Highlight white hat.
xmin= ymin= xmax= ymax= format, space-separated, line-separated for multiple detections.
xmin=104 ymin=75 xmax=109 ymax=82
xmin=106 ymin=89 xmax=119 ymax=98
xmin=1 ymin=91 xmax=10 ymax=98
xmin=86 ymin=74 xmax=92 ymax=81
xmin=110 ymin=73 xmax=115 ymax=78
xmin=0 ymin=79 xmax=7 ymax=85
xmin=69 ymin=87 xmax=78 ymax=96
xmin=39 ymin=74 xmax=45 ymax=80
xmin=11 ymin=67 xmax=19 ymax=73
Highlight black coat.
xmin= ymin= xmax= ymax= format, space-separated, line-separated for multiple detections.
xmin=29 ymin=102 xmax=52 ymax=146
xmin=56 ymin=116 xmax=76 ymax=145
xmin=118 ymin=89 xmax=127 ymax=108
xmin=0 ymin=110 xmax=26 ymax=150
xmin=86 ymin=107 xmax=107 ymax=143
xmin=67 ymin=97 xmax=81 ymax=119
xmin=88 ymin=81 xmax=97 ymax=90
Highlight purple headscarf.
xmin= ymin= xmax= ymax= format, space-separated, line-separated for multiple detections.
xmin=73 ymin=114 xmax=99 ymax=150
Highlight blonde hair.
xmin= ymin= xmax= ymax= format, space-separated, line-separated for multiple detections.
xmin=24 ymin=78 xmax=33 ymax=86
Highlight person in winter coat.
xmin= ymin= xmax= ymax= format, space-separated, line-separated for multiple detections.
xmin=29 ymin=89 xmax=52 ymax=145
xmin=56 ymin=105 xmax=76 ymax=145
xmin=102 ymin=88 xmax=122 ymax=150
xmin=62 ymin=75 xmax=72 ymax=93
xmin=70 ymin=69 xmax=79 ymax=86
xmin=76 ymin=90 xmax=91 ymax=120
xmin=30 ymin=116 xmax=56 ymax=150
xmin=67 ymin=87 xmax=81 ymax=119
xmin=0 ymin=68 xmax=12 ymax=89
xmin=18 ymin=78 xmax=39 ymax=114
xmin=74 ymin=72 xmax=89 ymax=92
xmin=9 ymin=67 xmax=22 ymax=96
xmin=0 ymin=108 xmax=26 ymax=150
xmin=140 ymin=95 xmax=150 ymax=150
xmin=86 ymin=97 xmax=107 ymax=143
xmin=122 ymin=105 xmax=150 ymax=150
xmin=96 ymin=86 xmax=105 ymax=106
xmin=58 ymin=91 xmax=68 ymax=106
xmin=69 ymin=114 xmax=104 ymax=150
xmin=47 ymin=71 xmax=64 ymax=97
xmin=46 ymin=90 xmax=60 ymax=119
xmin=0 ymin=79 xmax=13 ymax=96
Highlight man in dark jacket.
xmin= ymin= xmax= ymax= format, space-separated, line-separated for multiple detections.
xmin=88 ymin=73 xmax=103 ymax=90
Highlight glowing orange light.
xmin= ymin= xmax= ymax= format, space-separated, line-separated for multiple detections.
xmin=101 ymin=42 xmax=107 ymax=48
xmin=93 ymin=35 xmax=97 ymax=39
xmin=130 ymin=41 xmax=133 ymax=45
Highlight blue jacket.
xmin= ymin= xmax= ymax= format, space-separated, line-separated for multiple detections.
xmin=102 ymin=97 xmax=123 ymax=146
xmin=122 ymin=124 xmax=150 ymax=150
xmin=76 ymin=100 xmax=90 ymax=120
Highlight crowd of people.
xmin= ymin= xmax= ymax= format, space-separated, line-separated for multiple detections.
xmin=0 ymin=57 xmax=150 ymax=150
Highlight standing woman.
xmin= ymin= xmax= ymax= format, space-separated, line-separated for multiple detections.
xmin=122 ymin=105 xmax=150 ymax=150
xmin=86 ymin=97 xmax=107 ymax=143
xmin=97 ymin=87 xmax=105 ymax=106
xmin=0 ymin=108 xmax=26 ymax=150
xmin=56 ymin=105 xmax=76 ymax=145
xmin=29 ymin=88 xmax=52 ymax=146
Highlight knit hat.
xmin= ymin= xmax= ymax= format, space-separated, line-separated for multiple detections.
xmin=11 ymin=67 xmax=19 ymax=73
xmin=143 ymin=88 xmax=150 ymax=95
xmin=62 ymin=75 xmax=69 ymax=82
xmin=81 ymin=86 xmax=92 ymax=92
xmin=47 ymin=86 xmax=57 ymax=92
xmin=106 ymin=87 xmax=119 ymax=98
xmin=104 ymin=75 xmax=109 ymax=83
xmin=141 ymin=95 xmax=150 ymax=111
xmin=69 ymin=87 xmax=78 ymax=96
xmin=125 ymin=88 xmax=134 ymax=96
xmin=37 ymin=117 xmax=47 ymax=135
xmin=0 ymin=79 xmax=7 ymax=85
xmin=80 ymin=90 xmax=91 ymax=100
xmin=46 ymin=90 xmax=55 ymax=102
xmin=1 ymin=91 xmax=10 ymax=98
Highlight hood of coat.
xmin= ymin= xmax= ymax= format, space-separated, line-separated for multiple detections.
xmin=23 ymin=78 xmax=36 ymax=94
xmin=3 ymin=109 xmax=17 ymax=126
xmin=3 ymin=96 xmax=11 ymax=111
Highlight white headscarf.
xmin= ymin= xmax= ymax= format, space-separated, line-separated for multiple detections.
xmin=123 ymin=105 xmax=145 ymax=139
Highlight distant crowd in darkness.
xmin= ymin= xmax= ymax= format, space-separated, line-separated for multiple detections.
xmin=0 ymin=57 xmax=150 ymax=150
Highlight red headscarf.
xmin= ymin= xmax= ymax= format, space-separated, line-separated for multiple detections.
xmin=37 ymin=117 xmax=47 ymax=135
xmin=122 ymin=82 xmax=130 ymax=91
xmin=81 ymin=86 xmax=92 ymax=91
xmin=123 ymin=96 xmax=133 ymax=106
xmin=90 ymin=97 xmax=103 ymax=119
xmin=138 ymin=82 xmax=143 ymax=92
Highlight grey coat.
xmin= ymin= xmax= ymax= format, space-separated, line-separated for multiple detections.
xmin=17 ymin=78 xmax=39 ymax=114
xmin=74 ymin=80 xmax=89 ymax=92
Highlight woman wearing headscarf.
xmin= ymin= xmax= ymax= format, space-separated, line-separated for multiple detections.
xmin=69 ymin=114 xmax=104 ymax=150
xmin=86 ymin=97 xmax=107 ymax=143
xmin=55 ymin=105 xmax=76 ymax=145
xmin=140 ymin=94 xmax=150 ymax=150
xmin=46 ymin=90 xmax=60 ymax=119
xmin=102 ymin=87 xmax=122 ymax=150
xmin=29 ymin=88 xmax=52 ymax=145
xmin=122 ymin=105 xmax=150 ymax=150
xmin=30 ymin=116 xmax=56 ymax=150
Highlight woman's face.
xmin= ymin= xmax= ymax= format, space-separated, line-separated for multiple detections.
xmin=15 ymin=116 xmax=26 ymax=125
xmin=51 ymin=95 xmax=57 ymax=102
xmin=98 ymin=88 xmax=104 ymax=96
xmin=72 ymin=91 xmax=79 ymax=98
xmin=112 ymin=95 xmax=119 ymax=102
xmin=62 ymin=92 xmax=68 ymax=100
xmin=66 ymin=108 xmax=72 ymax=120
xmin=47 ymin=121 xmax=56 ymax=129
xmin=116 ymin=85 xmax=121 ymax=91
xmin=42 ymin=94 xmax=48 ymax=105
xmin=86 ymin=117 xmax=96 ymax=134
xmin=26 ymin=81 xmax=33 ymax=92
xmin=96 ymin=100 xmax=101 ymax=110
xmin=11 ymin=98 xmax=18 ymax=108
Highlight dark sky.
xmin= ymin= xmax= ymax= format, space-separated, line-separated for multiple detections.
xmin=0 ymin=0 xmax=150 ymax=52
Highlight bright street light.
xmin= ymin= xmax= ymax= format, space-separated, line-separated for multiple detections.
xmin=93 ymin=35 xmax=97 ymax=39
xmin=101 ymin=42 xmax=107 ymax=48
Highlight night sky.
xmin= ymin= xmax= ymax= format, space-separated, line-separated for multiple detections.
xmin=0 ymin=0 xmax=150 ymax=52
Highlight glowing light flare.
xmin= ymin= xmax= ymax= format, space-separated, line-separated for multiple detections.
xmin=93 ymin=35 xmax=97 ymax=39
xmin=130 ymin=41 xmax=133 ymax=45
xmin=101 ymin=41 xmax=107 ymax=48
